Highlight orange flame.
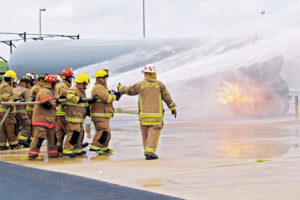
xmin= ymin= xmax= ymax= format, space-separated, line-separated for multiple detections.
xmin=218 ymin=81 xmax=255 ymax=105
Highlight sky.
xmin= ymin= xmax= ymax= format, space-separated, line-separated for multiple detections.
xmin=0 ymin=0 xmax=300 ymax=59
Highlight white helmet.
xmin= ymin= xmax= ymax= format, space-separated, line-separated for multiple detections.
xmin=142 ymin=64 xmax=157 ymax=73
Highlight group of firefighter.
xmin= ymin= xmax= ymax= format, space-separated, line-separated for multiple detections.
xmin=0 ymin=64 xmax=177 ymax=160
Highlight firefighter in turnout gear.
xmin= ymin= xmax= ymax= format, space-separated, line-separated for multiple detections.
xmin=118 ymin=64 xmax=177 ymax=160
xmin=0 ymin=70 xmax=19 ymax=150
xmin=55 ymin=68 xmax=73 ymax=152
xmin=89 ymin=69 xmax=121 ymax=155
xmin=63 ymin=74 xmax=89 ymax=157
xmin=28 ymin=75 xmax=58 ymax=159
xmin=27 ymin=75 xmax=45 ymax=143
xmin=13 ymin=75 xmax=32 ymax=147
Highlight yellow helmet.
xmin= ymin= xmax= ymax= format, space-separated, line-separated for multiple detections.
xmin=93 ymin=69 xmax=109 ymax=78
xmin=75 ymin=74 xmax=90 ymax=84
xmin=4 ymin=70 xmax=17 ymax=79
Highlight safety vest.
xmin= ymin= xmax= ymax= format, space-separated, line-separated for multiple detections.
xmin=65 ymin=85 xmax=88 ymax=123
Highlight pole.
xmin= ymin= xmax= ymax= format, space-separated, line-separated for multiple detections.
xmin=39 ymin=10 xmax=41 ymax=39
xmin=295 ymin=96 xmax=299 ymax=118
xmin=39 ymin=9 xmax=46 ymax=40
xmin=143 ymin=0 xmax=145 ymax=38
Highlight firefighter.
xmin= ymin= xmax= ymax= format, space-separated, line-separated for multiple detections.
xmin=0 ymin=70 xmax=19 ymax=150
xmin=89 ymin=69 xmax=121 ymax=155
xmin=13 ymin=75 xmax=32 ymax=147
xmin=118 ymin=64 xmax=177 ymax=160
xmin=27 ymin=75 xmax=45 ymax=143
xmin=63 ymin=74 xmax=89 ymax=158
xmin=55 ymin=68 xmax=73 ymax=152
xmin=28 ymin=74 xmax=59 ymax=159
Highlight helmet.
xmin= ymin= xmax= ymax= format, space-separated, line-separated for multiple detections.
xmin=38 ymin=74 xmax=46 ymax=81
xmin=44 ymin=74 xmax=57 ymax=83
xmin=93 ymin=69 xmax=109 ymax=78
xmin=61 ymin=68 xmax=73 ymax=77
xmin=4 ymin=70 xmax=17 ymax=79
xmin=142 ymin=64 xmax=157 ymax=73
xmin=75 ymin=74 xmax=90 ymax=84
xmin=26 ymin=73 xmax=35 ymax=79
xmin=20 ymin=76 xmax=32 ymax=82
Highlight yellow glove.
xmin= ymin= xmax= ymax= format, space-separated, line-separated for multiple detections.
xmin=117 ymin=83 xmax=123 ymax=92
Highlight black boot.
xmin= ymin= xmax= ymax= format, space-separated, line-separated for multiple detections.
xmin=63 ymin=153 xmax=76 ymax=158
xmin=0 ymin=146 xmax=9 ymax=150
xmin=75 ymin=150 xmax=87 ymax=155
xmin=82 ymin=142 xmax=89 ymax=149
xmin=18 ymin=140 xmax=30 ymax=148
xmin=10 ymin=144 xmax=22 ymax=150
xmin=145 ymin=154 xmax=159 ymax=160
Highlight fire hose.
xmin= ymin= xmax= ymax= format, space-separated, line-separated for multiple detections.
xmin=0 ymin=97 xmax=93 ymax=129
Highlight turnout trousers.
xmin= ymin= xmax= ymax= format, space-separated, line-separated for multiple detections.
xmin=55 ymin=116 xmax=67 ymax=150
xmin=140 ymin=124 xmax=163 ymax=156
xmin=28 ymin=126 xmax=58 ymax=158
xmin=16 ymin=113 xmax=31 ymax=142
xmin=0 ymin=113 xmax=18 ymax=148
xmin=90 ymin=120 xmax=111 ymax=152
xmin=27 ymin=110 xmax=34 ymax=142
xmin=63 ymin=122 xmax=84 ymax=155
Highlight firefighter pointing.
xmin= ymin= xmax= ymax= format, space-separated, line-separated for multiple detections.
xmin=118 ymin=64 xmax=177 ymax=160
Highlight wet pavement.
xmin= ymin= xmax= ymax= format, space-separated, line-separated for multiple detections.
xmin=2 ymin=114 xmax=300 ymax=199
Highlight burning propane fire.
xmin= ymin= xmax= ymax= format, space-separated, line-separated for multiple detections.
xmin=218 ymin=81 xmax=255 ymax=105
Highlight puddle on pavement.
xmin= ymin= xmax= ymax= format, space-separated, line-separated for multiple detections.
xmin=1 ymin=116 xmax=300 ymax=164
xmin=142 ymin=179 xmax=163 ymax=188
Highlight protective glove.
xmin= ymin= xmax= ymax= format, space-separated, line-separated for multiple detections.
xmin=54 ymin=98 xmax=61 ymax=105
xmin=78 ymin=97 xmax=83 ymax=103
xmin=88 ymin=96 xmax=98 ymax=104
xmin=86 ymin=106 xmax=91 ymax=117
xmin=117 ymin=83 xmax=122 ymax=92
xmin=110 ymin=90 xmax=121 ymax=101
xmin=115 ymin=92 xmax=121 ymax=101
xmin=171 ymin=109 xmax=177 ymax=118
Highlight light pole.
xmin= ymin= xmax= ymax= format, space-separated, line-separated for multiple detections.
xmin=143 ymin=0 xmax=145 ymax=38
xmin=39 ymin=8 xmax=46 ymax=40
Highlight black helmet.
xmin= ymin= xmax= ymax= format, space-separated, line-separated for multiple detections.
xmin=38 ymin=74 xmax=46 ymax=81
xmin=20 ymin=76 xmax=32 ymax=83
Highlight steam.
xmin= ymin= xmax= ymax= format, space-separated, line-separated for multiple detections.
xmin=74 ymin=30 xmax=300 ymax=120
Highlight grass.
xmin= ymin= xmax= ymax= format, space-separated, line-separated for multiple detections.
xmin=115 ymin=107 xmax=138 ymax=114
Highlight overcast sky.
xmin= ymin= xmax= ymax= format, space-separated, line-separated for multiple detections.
xmin=0 ymin=0 xmax=299 ymax=59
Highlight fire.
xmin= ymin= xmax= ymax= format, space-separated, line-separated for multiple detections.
xmin=218 ymin=81 xmax=255 ymax=105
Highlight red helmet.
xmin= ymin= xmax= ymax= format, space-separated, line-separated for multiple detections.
xmin=44 ymin=74 xmax=57 ymax=83
xmin=61 ymin=68 xmax=73 ymax=77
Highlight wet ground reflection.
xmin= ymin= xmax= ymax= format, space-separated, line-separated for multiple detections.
xmin=1 ymin=115 xmax=300 ymax=165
